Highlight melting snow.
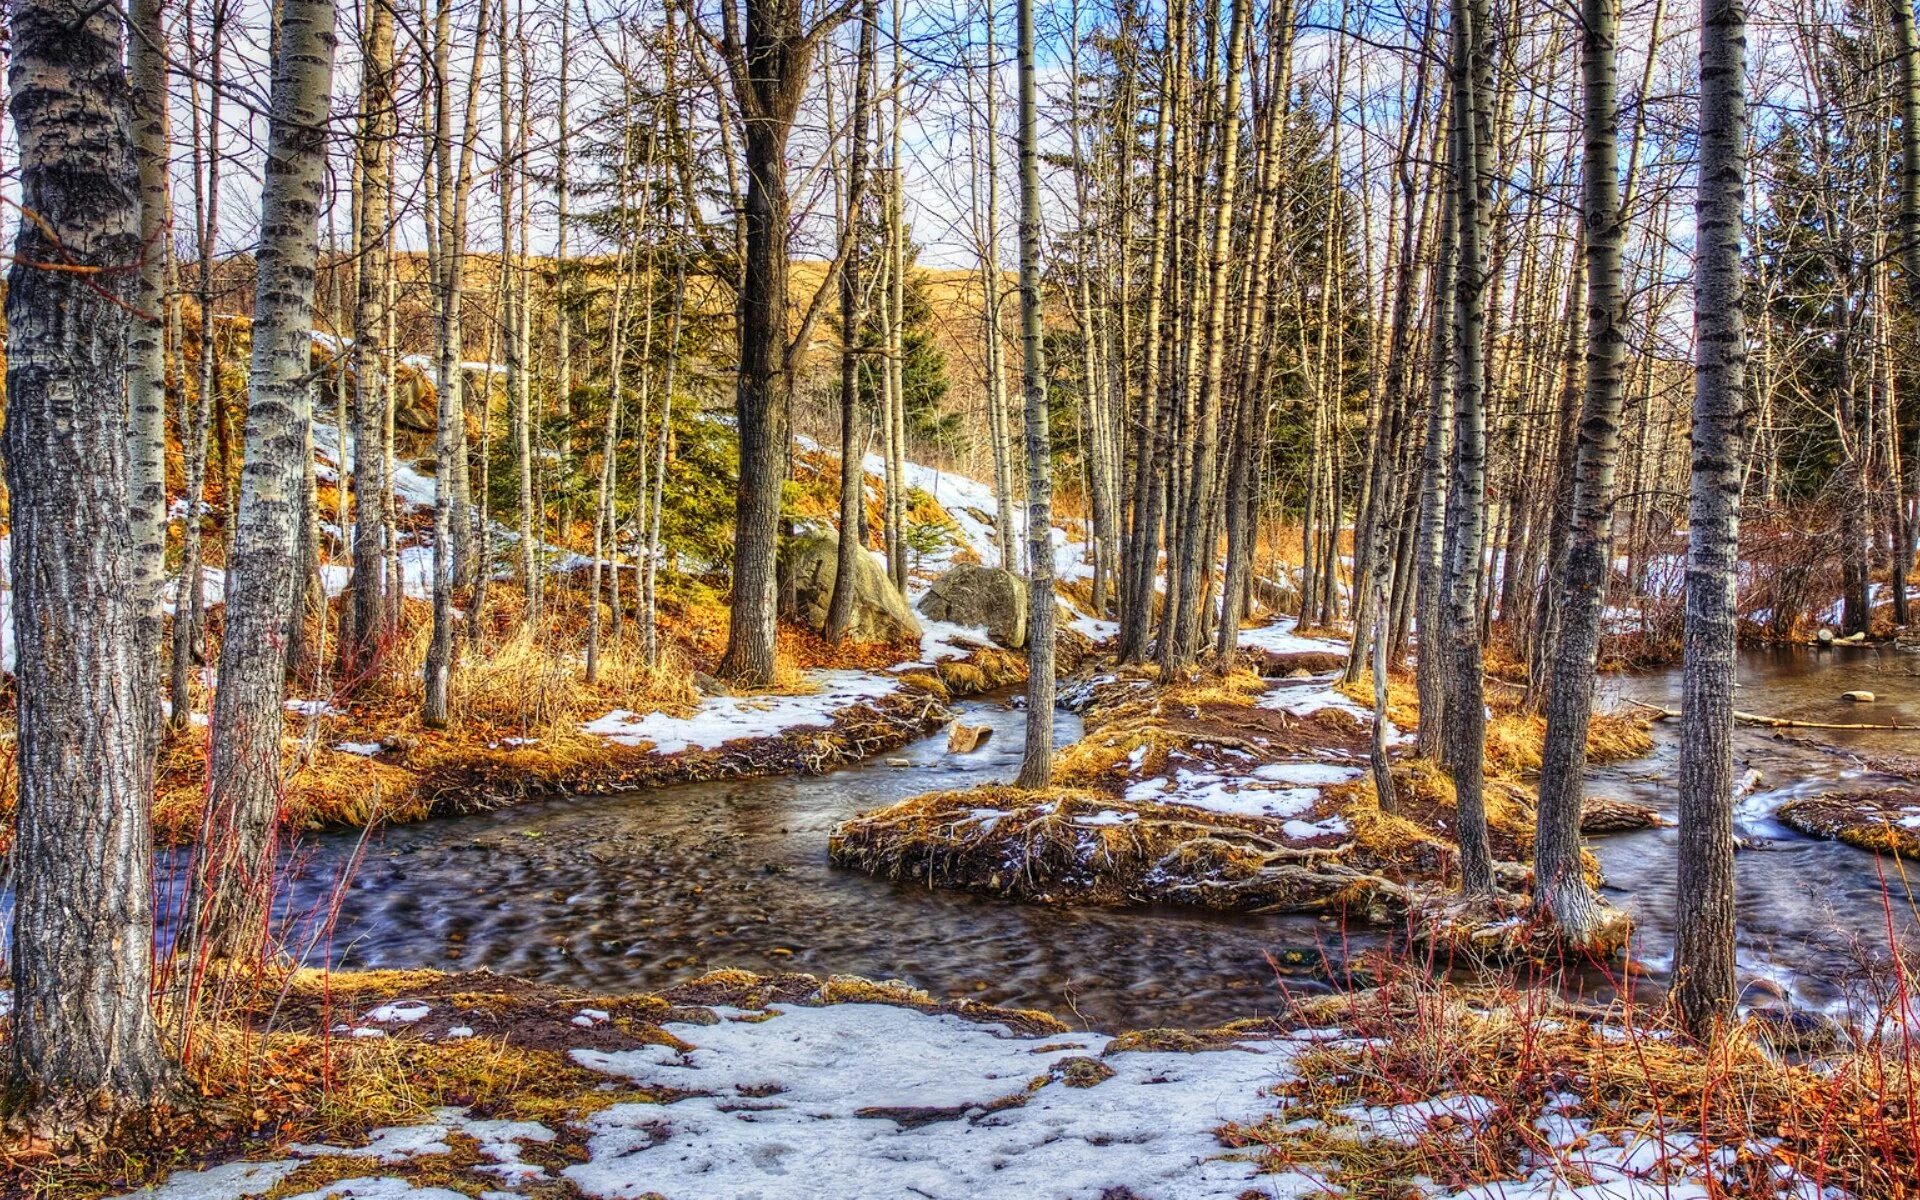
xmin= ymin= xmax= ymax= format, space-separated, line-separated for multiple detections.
xmin=581 ymin=670 xmax=900 ymax=754
xmin=564 ymin=1002 xmax=1296 ymax=1200
xmin=1238 ymin=617 xmax=1349 ymax=658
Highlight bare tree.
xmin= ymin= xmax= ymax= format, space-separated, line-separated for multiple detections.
xmin=4 ymin=0 xmax=177 ymax=1142
xmin=825 ymin=0 xmax=880 ymax=642
xmin=423 ymin=0 xmax=492 ymax=724
xmin=346 ymin=0 xmax=398 ymax=683
xmin=1532 ymin=0 xmax=1630 ymax=945
xmin=170 ymin=0 xmax=228 ymax=731
xmin=188 ymin=0 xmax=340 ymax=961
xmin=127 ymin=0 xmax=171 ymax=748
xmin=1443 ymin=0 xmax=1494 ymax=894
xmin=1013 ymin=0 xmax=1055 ymax=787
xmin=1673 ymin=0 xmax=1750 ymax=1041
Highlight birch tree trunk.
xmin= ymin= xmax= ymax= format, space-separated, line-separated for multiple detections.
xmin=1444 ymin=0 xmax=1494 ymax=895
xmin=502 ymin=0 xmax=538 ymax=619
xmin=884 ymin=0 xmax=909 ymax=593
xmin=127 ymin=0 xmax=171 ymax=748
xmin=4 ymin=0 xmax=178 ymax=1141
xmin=1014 ymin=0 xmax=1055 ymax=788
xmin=1532 ymin=0 xmax=1629 ymax=944
xmin=977 ymin=13 xmax=1020 ymax=569
xmin=825 ymin=0 xmax=878 ymax=643
xmin=1893 ymin=0 xmax=1920 ymax=614
xmin=170 ymin=7 xmax=224 ymax=730
xmin=1674 ymin=0 xmax=1749 ymax=1041
xmin=347 ymin=0 xmax=396 ymax=682
xmin=1117 ymin=0 xmax=1183 ymax=662
xmin=1167 ymin=0 xmax=1251 ymax=667
xmin=189 ymin=0 xmax=338 ymax=962
xmin=423 ymin=0 xmax=489 ymax=724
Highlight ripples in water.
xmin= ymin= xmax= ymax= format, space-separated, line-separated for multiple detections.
xmin=140 ymin=647 xmax=1920 ymax=1030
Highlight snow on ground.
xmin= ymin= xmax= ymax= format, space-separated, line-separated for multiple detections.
xmin=1237 ymin=616 xmax=1349 ymax=658
xmin=112 ymin=1001 xmax=1837 ymax=1200
xmin=1256 ymin=673 xmax=1411 ymax=747
xmin=1062 ymin=600 xmax=1118 ymax=644
xmin=565 ymin=1002 xmax=1303 ymax=1200
xmin=581 ymin=670 xmax=900 ymax=754
xmin=1123 ymin=765 xmax=1356 ymax=840
xmin=311 ymin=420 xmax=440 ymax=513
xmin=892 ymin=617 xmax=997 ymax=669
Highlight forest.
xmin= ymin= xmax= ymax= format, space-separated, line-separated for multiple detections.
xmin=3 ymin=0 xmax=1920 ymax=1194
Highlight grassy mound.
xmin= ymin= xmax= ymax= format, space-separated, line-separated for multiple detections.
xmin=829 ymin=784 xmax=1405 ymax=913
xmin=1777 ymin=789 xmax=1920 ymax=858
xmin=833 ymin=656 xmax=1658 ymax=936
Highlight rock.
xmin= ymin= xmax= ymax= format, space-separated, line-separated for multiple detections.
xmin=1842 ymin=690 xmax=1875 ymax=702
xmin=1249 ymin=649 xmax=1347 ymax=676
xmin=1818 ymin=627 xmax=1836 ymax=646
xmin=946 ymin=723 xmax=993 ymax=753
xmin=693 ymin=671 xmax=729 ymax=697
xmin=917 ymin=563 xmax=1028 ymax=648
xmin=783 ymin=531 xmax=922 ymax=644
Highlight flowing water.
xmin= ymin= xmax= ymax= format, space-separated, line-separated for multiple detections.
xmin=1589 ymin=645 xmax=1920 ymax=1017
xmin=191 ymin=649 xmax=1920 ymax=1030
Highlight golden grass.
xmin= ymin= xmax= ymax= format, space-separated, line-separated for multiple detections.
xmin=829 ymin=785 xmax=1400 ymax=913
xmin=1335 ymin=669 xmax=1653 ymax=780
xmin=21 ymin=579 xmax=951 ymax=849
xmin=1249 ymin=962 xmax=1920 ymax=1199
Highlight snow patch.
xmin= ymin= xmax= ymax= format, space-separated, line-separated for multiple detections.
xmin=581 ymin=670 xmax=900 ymax=754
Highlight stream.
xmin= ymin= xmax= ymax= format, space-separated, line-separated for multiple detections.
xmin=188 ymin=648 xmax=1920 ymax=1030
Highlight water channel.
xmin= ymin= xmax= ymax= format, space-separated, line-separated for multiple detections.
xmin=228 ymin=646 xmax=1920 ymax=1031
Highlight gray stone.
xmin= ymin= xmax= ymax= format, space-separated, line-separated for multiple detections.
xmin=784 ymin=531 xmax=922 ymax=644
xmin=917 ymin=563 xmax=1028 ymax=648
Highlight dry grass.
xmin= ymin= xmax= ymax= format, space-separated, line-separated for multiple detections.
xmin=828 ymin=784 xmax=1405 ymax=913
xmin=1334 ymin=669 xmax=1654 ymax=780
xmin=1245 ymin=959 xmax=1920 ymax=1199
xmin=1777 ymin=790 xmax=1920 ymax=858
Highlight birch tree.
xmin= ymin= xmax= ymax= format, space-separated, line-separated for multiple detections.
xmin=1532 ymin=0 xmax=1630 ymax=945
xmin=189 ymin=0 xmax=339 ymax=961
xmin=825 ymin=0 xmax=880 ymax=643
xmin=127 ymin=0 xmax=171 ymax=746
xmin=1444 ymin=0 xmax=1495 ymax=895
xmin=1673 ymin=0 xmax=1750 ymax=1040
xmin=4 ymin=0 xmax=177 ymax=1140
xmin=1014 ymin=0 xmax=1055 ymax=787
xmin=346 ymin=0 xmax=398 ymax=682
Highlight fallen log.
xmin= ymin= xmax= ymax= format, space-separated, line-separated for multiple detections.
xmin=1626 ymin=697 xmax=1920 ymax=732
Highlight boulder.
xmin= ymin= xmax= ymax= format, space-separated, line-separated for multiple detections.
xmin=784 ymin=531 xmax=922 ymax=645
xmin=1842 ymin=689 xmax=1875 ymax=703
xmin=917 ymin=563 xmax=1028 ymax=648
